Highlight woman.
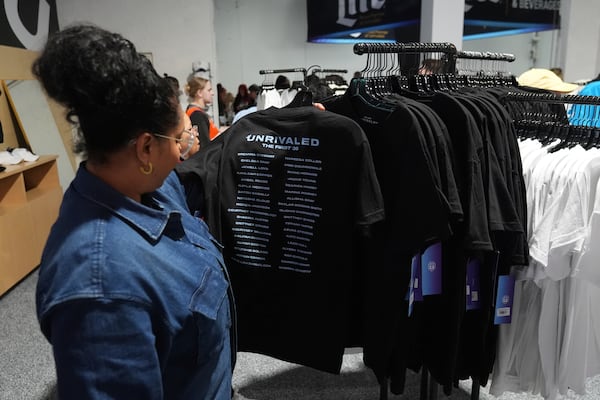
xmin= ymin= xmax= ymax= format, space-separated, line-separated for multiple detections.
xmin=185 ymin=75 xmax=220 ymax=149
xmin=232 ymin=84 xmax=250 ymax=114
xmin=33 ymin=24 xmax=232 ymax=399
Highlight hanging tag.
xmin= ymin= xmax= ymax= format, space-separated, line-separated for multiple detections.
xmin=489 ymin=250 xmax=501 ymax=304
xmin=494 ymin=275 xmax=515 ymax=325
xmin=421 ymin=242 xmax=442 ymax=296
xmin=407 ymin=254 xmax=423 ymax=316
xmin=466 ymin=258 xmax=482 ymax=310
xmin=413 ymin=254 xmax=423 ymax=302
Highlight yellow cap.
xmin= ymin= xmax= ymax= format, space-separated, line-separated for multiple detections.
xmin=517 ymin=68 xmax=579 ymax=93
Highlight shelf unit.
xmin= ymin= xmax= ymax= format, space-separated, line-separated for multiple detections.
xmin=0 ymin=155 xmax=62 ymax=296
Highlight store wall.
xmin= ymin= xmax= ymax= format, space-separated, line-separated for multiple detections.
xmin=56 ymin=0 xmax=219 ymax=107
xmin=558 ymin=0 xmax=600 ymax=82
xmin=51 ymin=0 xmax=599 ymax=107
xmin=214 ymin=0 xmax=366 ymax=94
xmin=214 ymin=0 xmax=565 ymax=92
xmin=462 ymin=30 xmax=559 ymax=78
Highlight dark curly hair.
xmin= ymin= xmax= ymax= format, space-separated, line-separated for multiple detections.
xmin=32 ymin=24 xmax=180 ymax=163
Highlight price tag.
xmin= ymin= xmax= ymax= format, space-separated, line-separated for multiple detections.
xmin=421 ymin=242 xmax=442 ymax=296
xmin=494 ymin=275 xmax=515 ymax=325
xmin=466 ymin=257 xmax=482 ymax=311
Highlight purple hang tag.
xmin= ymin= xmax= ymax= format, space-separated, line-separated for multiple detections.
xmin=421 ymin=242 xmax=442 ymax=296
xmin=494 ymin=275 xmax=515 ymax=325
xmin=466 ymin=258 xmax=482 ymax=311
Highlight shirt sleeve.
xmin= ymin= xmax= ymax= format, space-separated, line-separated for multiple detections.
xmin=46 ymin=299 xmax=164 ymax=400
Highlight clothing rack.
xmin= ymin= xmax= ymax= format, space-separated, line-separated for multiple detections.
xmin=310 ymin=68 xmax=348 ymax=74
xmin=504 ymin=91 xmax=600 ymax=105
xmin=351 ymin=43 xmax=467 ymax=400
xmin=257 ymin=67 xmax=313 ymax=107
xmin=353 ymin=42 xmax=458 ymax=74
xmin=454 ymin=50 xmax=517 ymax=88
xmin=259 ymin=68 xmax=307 ymax=83
xmin=349 ymin=42 xmax=523 ymax=400
xmin=353 ymin=42 xmax=457 ymax=55
xmin=306 ymin=68 xmax=349 ymax=98
xmin=498 ymin=87 xmax=600 ymax=398
xmin=259 ymin=68 xmax=308 ymax=92
xmin=504 ymin=91 xmax=600 ymax=149
xmin=259 ymin=67 xmax=307 ymax=76
xmin=456 ymin=50 xmax=516 ymax=62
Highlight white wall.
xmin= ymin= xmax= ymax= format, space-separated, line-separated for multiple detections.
xmin=558 ymin=0 xmax=600 ymax=82
xmin=213 ymin=0 xmax=569 ymax=92
xmin=462 ymin=30 xmax=559 ymax=78
xmin=53 ymin=0 xmax=598 ymax=101
xmin=214 ymin=0 xmax=366 ymax=94
xmin=56 ymin=0 xmax=218 ymax=108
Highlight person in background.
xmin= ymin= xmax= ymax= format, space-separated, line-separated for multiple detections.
xmin=418 ymin=58 xmax=445 ymax=75
xmin=217 ymin=83 xmax=231 ymax=125
xmin=185 ymin=74 xmax=221 ymax=149
xmin=566 ymin=77 xmax=600 ymax=127
xmin=164 ymin=73 xmax=182 ymax=96
xmin=33 ymin=23 xmax=232 ymax=399
xmin=247 ymin=84 xmax=260 ymax=108
xmin=233 ymin=84 xmax=251 ymax=114
xmin=550 ymin=67 xmax=564 ymax=80
xmin=517 ymin=68 xmax=579 ymax=95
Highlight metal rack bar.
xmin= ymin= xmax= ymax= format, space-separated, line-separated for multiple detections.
xmin=259 ymin=68 xmax=307 ymax=75
xmin=456 ymin=50 xmax=516 ymax=62
xmin=353 ymin=42 xmax=457 ymax=55
xmin=505 ymin=91 xmax=600 ymax=105
xmin=311 ymin=68 xmax=348 ymax=74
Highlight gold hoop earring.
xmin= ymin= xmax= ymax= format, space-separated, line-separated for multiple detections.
xmin=139 ymin=162 xmax=153 ymax=175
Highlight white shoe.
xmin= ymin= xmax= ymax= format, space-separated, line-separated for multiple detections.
xmin=11 ymin=148 xmax=39 ymax=162
xmin=0 ymin=150 xmax=22 ymax=165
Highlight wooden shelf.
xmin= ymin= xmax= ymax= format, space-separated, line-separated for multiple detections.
xmin=0 ymin=155 xmax=62 ymax=296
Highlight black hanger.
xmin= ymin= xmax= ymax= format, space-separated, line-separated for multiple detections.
xmin=291 ymin=80 xmax=305 ymax=90
xmin=284 ymin=89 xmax=313 ymax=108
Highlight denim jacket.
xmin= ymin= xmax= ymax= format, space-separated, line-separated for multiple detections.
xmin=36 ymin=166 xmax=232 ymax=399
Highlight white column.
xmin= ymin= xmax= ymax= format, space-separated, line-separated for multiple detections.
xmin=420 ymin=0 xmax=464 ymax=46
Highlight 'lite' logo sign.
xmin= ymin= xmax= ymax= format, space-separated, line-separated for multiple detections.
xmin=337 ymin=0 xmax=386 ymax=27
xmin=2 ymin=0 xmax=58 ymax=49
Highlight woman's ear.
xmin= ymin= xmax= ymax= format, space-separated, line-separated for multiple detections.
xmin=134 ymin=132 xmax=153 ymax=162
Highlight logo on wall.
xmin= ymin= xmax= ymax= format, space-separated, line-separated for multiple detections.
xmin=336 ymin=0 xmax=386 ymax=28
xmin=1 ymin=0 xmax=59 ymax=50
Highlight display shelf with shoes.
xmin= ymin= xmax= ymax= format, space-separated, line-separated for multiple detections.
xmin=0 ymin=154 xmax=62 ymax=296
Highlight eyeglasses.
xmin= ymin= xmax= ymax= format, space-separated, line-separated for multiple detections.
xmin=153 ymin=125 xmax=198 ymax=158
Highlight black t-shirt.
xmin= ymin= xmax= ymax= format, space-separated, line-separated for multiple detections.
xmin=324 ymin=90 xmax=460 ymax=393
xmin=181 ymin=106 xmax=385 ymax=373
xmin=428 ymin=93 xmax=494 ymax=251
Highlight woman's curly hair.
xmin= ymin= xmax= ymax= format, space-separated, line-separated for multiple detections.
xmin=32 ymin=24 xmax=180 ymax=163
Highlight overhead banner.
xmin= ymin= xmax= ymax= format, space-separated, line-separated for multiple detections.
xmin=0 ymin=0 xmax=59 ymax=50
xmin=306 ymin=0 xmax=421 ymax=43
xmin=463 ymin=0 xmax=560 ymax=39
xmin=307 ymin=0 xmax=560 ymax=43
